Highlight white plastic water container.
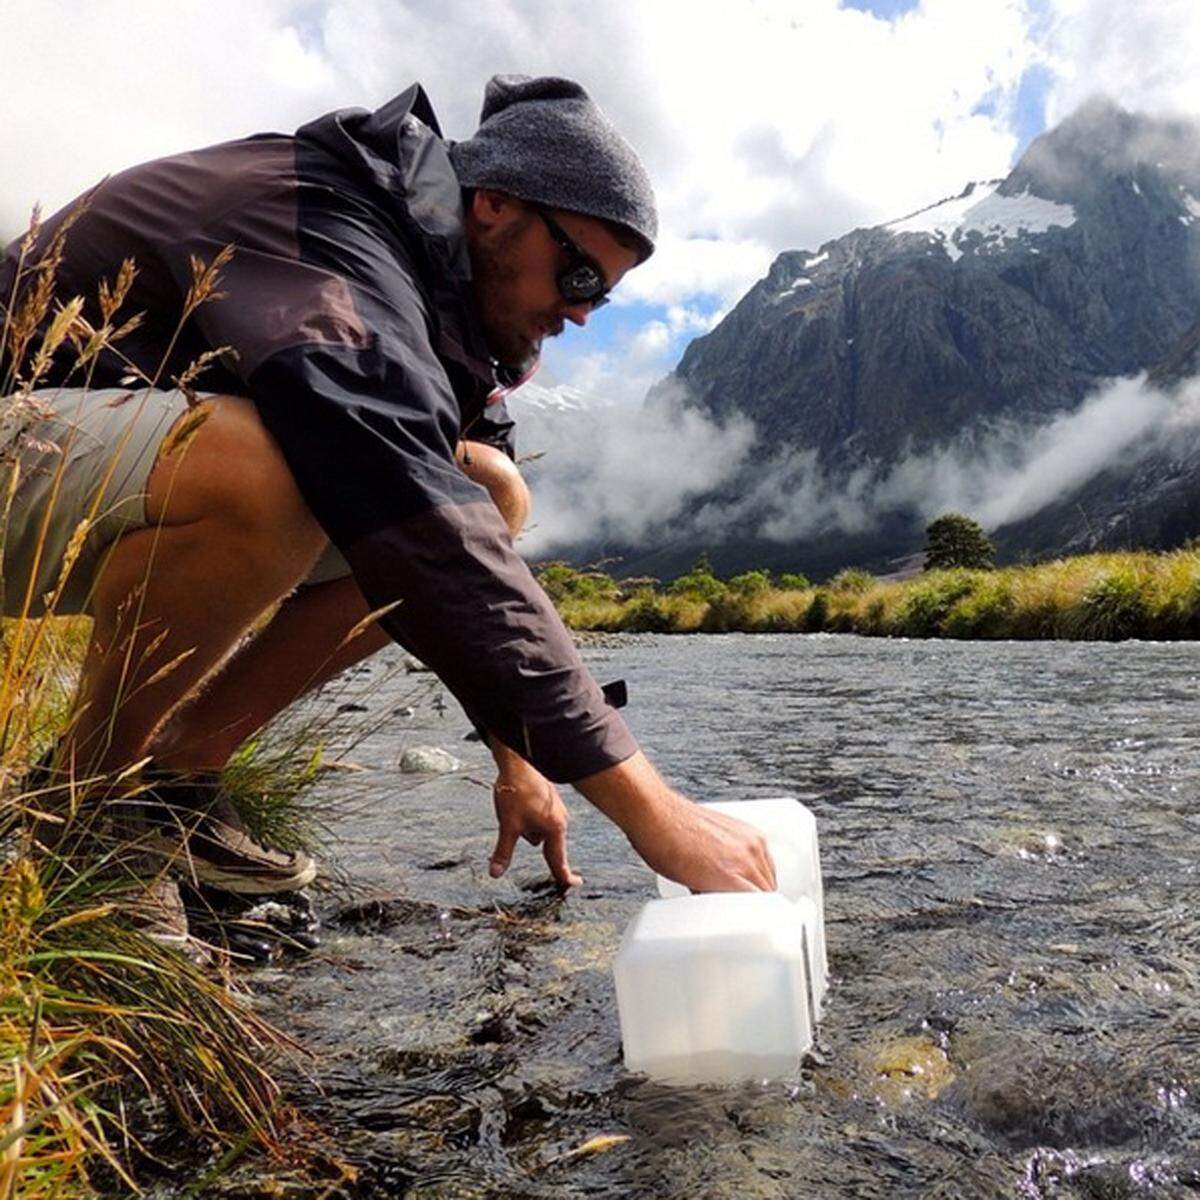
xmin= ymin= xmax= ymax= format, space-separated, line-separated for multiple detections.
xmin=655 ymin=798 xmax=828 ymax=1013
xmin=613 ymin=892 xmax=819 ymax=1085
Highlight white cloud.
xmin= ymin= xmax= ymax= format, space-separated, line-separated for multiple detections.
xmin=0 ymin=0 xmax=337 ymax=236
xmin=684 ymin=372 xmax=1200 ymax=547
xmin=882 ymin=372 xmax=1200 ymax=531
xmin=615 ymin=234 xmax=775 ymax=310
xmin=1044 ymin=0 xmax=1200 ymax=121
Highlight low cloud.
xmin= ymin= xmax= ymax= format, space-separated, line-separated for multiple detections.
xmin=888 ymin=371 xmax=1200 ymax=531
xmin=514 ymin=371 xmax=1200 ymax=557
xmin=510 ymin=382 xmax=755 ymax=555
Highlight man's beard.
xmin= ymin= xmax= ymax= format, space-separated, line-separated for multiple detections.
xmin=470 ymin=220 xmax=542 ymax=372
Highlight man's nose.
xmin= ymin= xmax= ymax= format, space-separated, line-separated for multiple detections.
xmin=561 ymin=302 xmax=592 ymax=328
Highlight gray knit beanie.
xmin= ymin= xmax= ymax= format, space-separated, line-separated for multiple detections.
xmin=449 ymin=75 xmax=657 ymax=259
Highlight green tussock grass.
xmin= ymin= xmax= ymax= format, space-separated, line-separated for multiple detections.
xmin=552 ymin=550 xmax=1200 ymax=641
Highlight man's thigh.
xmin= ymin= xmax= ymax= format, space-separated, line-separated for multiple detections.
xmin=0 ymin=387 xmax=192 ymax=617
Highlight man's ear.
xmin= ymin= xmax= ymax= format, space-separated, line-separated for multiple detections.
xmin=469 ymin=188 xmax=512 ymax=229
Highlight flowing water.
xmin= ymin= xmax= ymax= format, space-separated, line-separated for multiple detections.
xmin=244 ymin=634 xmax=1200 ymax=1199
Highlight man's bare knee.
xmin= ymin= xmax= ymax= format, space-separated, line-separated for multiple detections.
xmin=146 ymin=395 xmax=324 ymax=549
xmin=458 ymin=441 xmax=530 ymax=536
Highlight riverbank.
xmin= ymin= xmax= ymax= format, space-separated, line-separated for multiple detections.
xmin=551 ymin=549 xmax=1200 ymax=641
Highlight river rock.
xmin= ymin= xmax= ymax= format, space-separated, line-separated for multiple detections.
xmin=400 ymin=746 xmax=462 ymax=774
xmin=868 ymin=1035 xmax=956 ymax=1105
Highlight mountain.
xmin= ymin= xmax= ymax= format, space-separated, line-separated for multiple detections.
xmin=505 ymin=380 xmax=606 ymax=419
xmin=629 ymin=98 xmax=1200 ymax=577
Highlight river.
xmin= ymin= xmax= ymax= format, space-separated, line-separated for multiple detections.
xmin=240 ymin=633 xmax=1200 ymax=1199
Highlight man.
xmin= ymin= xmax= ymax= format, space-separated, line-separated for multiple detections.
xmin=1 ymin=75 xmax=774 ymax=938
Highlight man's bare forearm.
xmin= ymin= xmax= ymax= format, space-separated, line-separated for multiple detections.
xmin=576 ymin=751 xmax=778 ymax=893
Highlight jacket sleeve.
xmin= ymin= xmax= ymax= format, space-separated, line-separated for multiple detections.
xmin=179 ymin=225 xmax=635 ymax=784
xmin=466 ymin=397 xmax=517 ymax=460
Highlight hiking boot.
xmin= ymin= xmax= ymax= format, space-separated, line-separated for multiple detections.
xmin=142 ymin=772 xmax=318 ymax=895
xmin=114 ymin=873 xmax=194 ymax=952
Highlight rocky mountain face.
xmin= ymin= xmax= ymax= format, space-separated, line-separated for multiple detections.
xmin=629 ymin=98 xmax=1200 ymax=577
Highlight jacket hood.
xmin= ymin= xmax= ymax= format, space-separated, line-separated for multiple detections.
xmin=296 ymin=84 xmax=471 ymax=281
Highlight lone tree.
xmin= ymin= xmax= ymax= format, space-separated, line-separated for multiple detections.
xmin=924 ymin=513 xmax=995 ymax=570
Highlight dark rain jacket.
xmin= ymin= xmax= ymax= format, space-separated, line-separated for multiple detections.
xmin=0 ymin=84 xmax=637 ymax=783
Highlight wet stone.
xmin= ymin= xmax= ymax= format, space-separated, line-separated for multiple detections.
xmin=332 ymin=895 xmax=480 ymax=932
xmin=1020 ymin=1147 xmax=1195 ymax=1199
xmin=399 ymin=746 xmax=462 ymax=774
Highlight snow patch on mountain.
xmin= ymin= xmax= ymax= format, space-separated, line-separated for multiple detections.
xmin=885 ymin=182 xmax=1077 ymax=262
xmin=504 ymin=381 xmax=611 ymax=415
xmin=1181 ymin=192 xmax=1200 ymax=223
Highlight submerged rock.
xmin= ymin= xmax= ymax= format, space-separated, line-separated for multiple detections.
xmin=987 ymin=825 xmax=1072 ymax=861
xmin=869 ymin=1035 xmax=956 ymax=1104
xmin=399 ymin=746 xmax=462 ymax=774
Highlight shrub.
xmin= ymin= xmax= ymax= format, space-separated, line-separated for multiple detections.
xmin=1151 ymin=551 xmax=1200 ymax=638
xmin=616 ymin=575 xmax=661 ymax=599
xmin=829 ymin=567 xmax=874 ymax=593
xmin=777 ymin=572 xmax=811 ymax=590
xmin=726 ymin=569 xmax=771 ymax=595
xmin=1068 ymin=568 xmax=1150 ymax=640
xmin=804 ymin=591 xmax=830 ymax=632
xmin=899 ymin=570 xmax=979 ymax=636
xmin=701 ymin=591 xmax=758 ymax=631
xmin=669 ymin=555 xmax=727 ymax=601
xmin=619 ymin=591 xmax=674 ymax=633
xmin=942 ymin=574 xmax=1015 ymax=638
xmin=536 ymin=561 xmax=619 ymax=602
xmin=862 ymin=596 xmax=887 ymax=632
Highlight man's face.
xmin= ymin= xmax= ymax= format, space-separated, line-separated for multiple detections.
xmin=465 ymin=191 xmax=641 ymax=372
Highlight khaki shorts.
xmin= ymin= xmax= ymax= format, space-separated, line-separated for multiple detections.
xmin=0 ymin=387 xmax=350 ymax=618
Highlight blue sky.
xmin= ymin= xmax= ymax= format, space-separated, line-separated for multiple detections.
xmin=842 ymin=0 xmax=920 ymax=19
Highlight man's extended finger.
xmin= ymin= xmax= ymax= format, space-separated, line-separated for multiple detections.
xmin=489 ymin=825 xmax=520 ymax=878
xmin=544 ymin=827 xmax=582 ymax=890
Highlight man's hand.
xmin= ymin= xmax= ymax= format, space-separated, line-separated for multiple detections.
xmin=575 ymin=752 xmax=777 ymax=893
xmin=488 ymin=739 xmax=582 ymax=890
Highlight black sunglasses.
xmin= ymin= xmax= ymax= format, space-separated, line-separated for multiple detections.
xmin=534 ymin=208 xmax=611 ymax=310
